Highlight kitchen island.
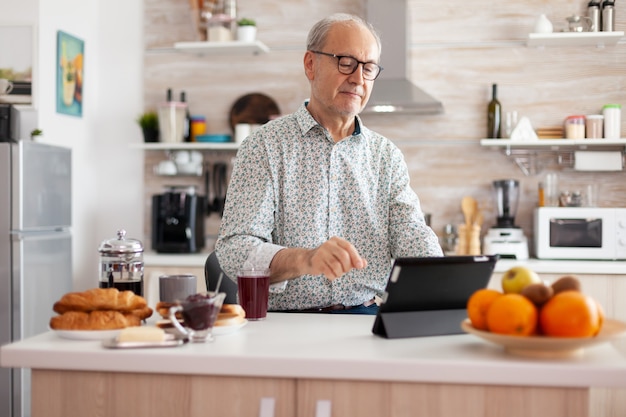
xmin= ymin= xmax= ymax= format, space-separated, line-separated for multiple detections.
xmin=1 ymin=313 xmax=626 ymax=417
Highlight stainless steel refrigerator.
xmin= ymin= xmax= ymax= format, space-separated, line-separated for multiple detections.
xmin=0 ymin=141 xmax=72 ymax=417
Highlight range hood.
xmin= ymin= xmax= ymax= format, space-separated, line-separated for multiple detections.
xmin=363 ymin=0 xmax=443 ymax=115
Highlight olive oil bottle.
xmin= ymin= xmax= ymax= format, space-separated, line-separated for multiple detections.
xmin=487 ymin=84 xmax=502 ymax=139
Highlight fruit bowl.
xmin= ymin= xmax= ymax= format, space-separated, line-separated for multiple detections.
xmin=461 ymin=318 xmax=626 ymax=358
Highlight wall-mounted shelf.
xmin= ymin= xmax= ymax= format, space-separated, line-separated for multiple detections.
xmin=480 ymin=139 xmax=626 ymax=175
xmin=527 ymin=31 xmax=624 ymax=47
xmin=171 ymin=40 xmax=270 ymax=55
xmin=131 ymin=142 xmax=239 ymax=151
xmin=481 ymin=138 xmax=626 ymax=149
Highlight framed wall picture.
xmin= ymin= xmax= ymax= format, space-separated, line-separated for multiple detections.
xmin=56 ymin=30 xmax=84 ymax=117
xmin=0 ymin=24 xmax=34 ymax=104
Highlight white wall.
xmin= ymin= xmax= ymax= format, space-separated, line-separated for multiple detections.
xmin=2 ymin=0 xmax=144 ymax=291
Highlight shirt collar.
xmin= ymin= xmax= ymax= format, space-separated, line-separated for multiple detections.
xmin=297 ymin=100 xmax=363 ymax=139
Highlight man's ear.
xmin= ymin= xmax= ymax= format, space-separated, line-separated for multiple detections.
xmin=303 ymin=51 xmax=315 ymax=80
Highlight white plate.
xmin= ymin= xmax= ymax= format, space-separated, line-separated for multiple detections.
xmin=213 ymin=319 xmax=248 ymax=336
xmin=461 ymin=318 xmax=626 ymax=358
xmin=51 ymin=328 xmax=122 ymax=341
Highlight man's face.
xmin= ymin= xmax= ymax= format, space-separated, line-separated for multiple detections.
xmin=305 ymin=22 xmax=380 ymax=118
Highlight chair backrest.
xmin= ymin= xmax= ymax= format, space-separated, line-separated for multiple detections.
xmin=204 ymin=251 xmax=239 ymax=304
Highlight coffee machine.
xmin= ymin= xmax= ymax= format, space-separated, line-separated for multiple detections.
xmin=152 ymin=186 xmax=206 ymax=253
xmin=483 ymin=179 xmax=529 ymax=260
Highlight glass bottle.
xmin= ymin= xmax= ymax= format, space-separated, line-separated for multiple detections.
xmin=487 ymin=84 xmax=502 ymax=139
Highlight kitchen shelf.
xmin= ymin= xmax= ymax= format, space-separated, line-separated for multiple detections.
xmin=527 ymin=31 xmax=624 ymax=47
xmin=480 ymin=138 xmax=626 ymax=149
xmin=480 ymin=138 xmax=626 ymax=175
xmin=172 ymin=40 xmax=270 ymax=55
xmin=131 ymin=142 xmax=239 ymax=151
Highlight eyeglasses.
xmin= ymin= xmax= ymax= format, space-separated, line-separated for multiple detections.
xmin=309 ymin=50 xmax=383 ymax=81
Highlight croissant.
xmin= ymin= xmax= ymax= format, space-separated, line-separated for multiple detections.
xmin=53 ymin=288 xmax=147 ymax=314
xmin=49 ymin=310 xmax=142 ymax=330
xmin=130 ymin=306 xmax=154 ymax=321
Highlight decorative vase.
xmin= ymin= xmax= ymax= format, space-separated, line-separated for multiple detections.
xmin=237 ymin=26 xmax=257 ymax=42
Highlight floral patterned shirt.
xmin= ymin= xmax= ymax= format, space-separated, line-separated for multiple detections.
xmin=216 ymin=102 xmax=443 ymax=311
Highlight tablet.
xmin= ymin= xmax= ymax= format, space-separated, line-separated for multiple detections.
xmin=372 ymin=255 xmax=498 ymax=338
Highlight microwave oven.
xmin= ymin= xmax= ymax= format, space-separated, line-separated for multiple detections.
xmin=534 ymin=207 xmax=626 ymax=260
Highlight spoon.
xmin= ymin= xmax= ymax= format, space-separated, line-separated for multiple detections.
xmin=214 ymin=272 xmax=224 ymax=294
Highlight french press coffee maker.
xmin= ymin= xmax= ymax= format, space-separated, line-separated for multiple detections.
xmin=98 ymin=229 xmax=144 ymax=296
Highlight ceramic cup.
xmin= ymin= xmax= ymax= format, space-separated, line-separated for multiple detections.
xmin=155 ymin=160 xmax=177 ymax=176
xmin=0 ymin=79 xmax=13 ymax=95
xmin=159 ymin=274 xmax=198 ymax=303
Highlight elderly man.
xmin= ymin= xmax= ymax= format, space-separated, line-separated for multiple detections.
xmin=215 ymin=13 xmax=443 ymax=314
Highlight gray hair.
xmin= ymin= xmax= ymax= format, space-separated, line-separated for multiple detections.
xmin=306 ymin=13 xmax=382 ymax=57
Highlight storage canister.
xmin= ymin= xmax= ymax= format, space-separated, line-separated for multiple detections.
xmin=190 ymin=115 xmax=207 ymax=142
xmin=98 ymin=229 xmax=144 ymax=296
xmin=603 ymin=104 xmax=621 ymax=139
xmin=585 ymin=114 xmax=604 ymax=138
xmin=564 ymin=115 xmax=585 ymax=139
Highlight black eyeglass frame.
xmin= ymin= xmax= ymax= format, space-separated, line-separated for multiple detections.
xmin=309 ymin=50 xmax=384 ymax=81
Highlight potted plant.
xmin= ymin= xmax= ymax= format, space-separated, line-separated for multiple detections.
xmin=137 ymin=111 xmax=159 ymax=143
xmin=30 ymin=129 xmax=43 ymax=141
xmin=236 ymin=18 xmax=257 ymax=42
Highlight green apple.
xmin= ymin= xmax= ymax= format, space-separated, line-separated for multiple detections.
xmin=501 ymin=266 xmax=542 ymax=294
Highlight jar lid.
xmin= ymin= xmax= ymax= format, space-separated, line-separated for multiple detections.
xmin=586 ymin=114 xmax=604 ymax=119
xmin=603 ymin=104 xmax=622 ymax=109
xmin=565 ymin=115 xmax=585 ymax=123
xmin=98 ymin=229 xmax=144 ymax=255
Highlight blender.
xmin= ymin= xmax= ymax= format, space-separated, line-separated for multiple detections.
xmin=483 ymin=179 xmax=529 ymax=260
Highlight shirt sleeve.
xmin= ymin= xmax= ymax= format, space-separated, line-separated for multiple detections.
xmin=386 ymin=145 xmax=444 ymax=258
xmin=215 ymin=132 xmax=285 ymax=284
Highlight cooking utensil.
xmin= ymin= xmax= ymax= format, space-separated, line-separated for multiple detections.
xmin=228 ymin=93 xmax=280 ymax=132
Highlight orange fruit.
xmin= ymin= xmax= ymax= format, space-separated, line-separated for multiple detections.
xmin=486 ymin=293 xmax=538 ymax=336
xmin=467 ymin=289 xmax=503 ymax=330
xmin=596 ymin=303 xmax=605 ymax=336
xmin=539 ymin=290 xmax=600 ymax=338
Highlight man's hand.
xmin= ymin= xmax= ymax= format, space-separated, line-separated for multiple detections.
xmin=269 ymin=236 xmax=367 ymax=282
xmin=306 ymin=236 xmax=367 ymax=280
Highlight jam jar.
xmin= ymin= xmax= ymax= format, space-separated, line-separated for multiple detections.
xmin=98 ymin=229 xmax=144 ymax=296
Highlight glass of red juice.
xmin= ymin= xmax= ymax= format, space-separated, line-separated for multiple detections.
xmin=237 ymin=269 xmax=270 ymax=320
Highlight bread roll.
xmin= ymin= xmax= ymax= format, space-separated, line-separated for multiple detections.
xmin=156 ymin=301 xmax=181 ymax=319
xmin=50 ymin=310 xmax=141 ymax=330
xmin=53 ymin=288 xmax=147 ymax=314
xmin=220 ymin=304 xmax=245 ymax=318
xmin=215 ymin=312 xmax=245 ymax=327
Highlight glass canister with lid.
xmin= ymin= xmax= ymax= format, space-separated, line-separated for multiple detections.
xmin=564 ymin=115 xmax=586 ymax=139
xmin=98 ymin=229 xmax=144 ymax=296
